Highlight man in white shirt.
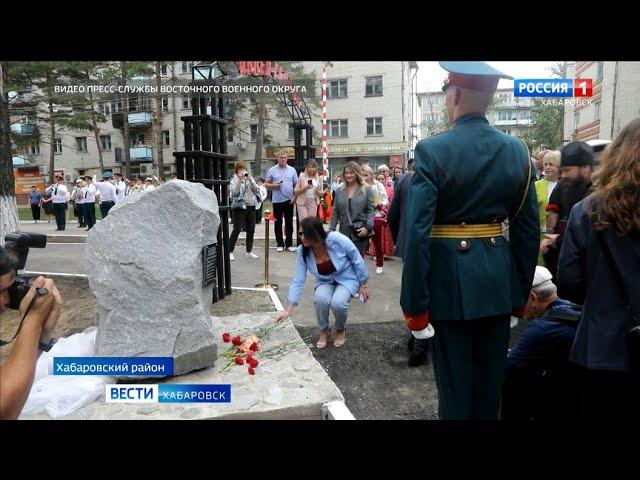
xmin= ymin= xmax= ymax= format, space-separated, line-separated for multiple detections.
xmin=70 ymin=179 xmax=86 ymax=228
xmin=114 ymin=173 xmax=127 ymax=203
xmin=45 ymin=175 xmax=69 ymax=231
xmin=82 ymin=175 xmax=98 ymax=230
xmin=75 ymin=181 xmax=86 ymax=228
xmin=144 ymin=177 xmax=155 ymax=192
xmin=93 ymin=172 xmax=118 ymax=218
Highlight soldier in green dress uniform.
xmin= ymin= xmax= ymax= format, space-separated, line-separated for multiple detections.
xmin=400 ymin=61 xmax=540 ymax=420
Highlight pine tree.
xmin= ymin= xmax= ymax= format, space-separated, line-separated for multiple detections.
xmin=220 ymin=61 xmax=320 ymax=177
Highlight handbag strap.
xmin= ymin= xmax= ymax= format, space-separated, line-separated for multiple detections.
xmin=595 ymin=230 xmax=640 ymax=325
xmin=511 ymin=138 xmax=533 ymax=224
xmin=346 ymin=197 xmax=353 ymax=227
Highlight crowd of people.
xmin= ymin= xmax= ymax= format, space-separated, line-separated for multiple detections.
xmin=5 ymin=62 xmax=638 ymax=422
xmin=27 ymin=173 xmax=175 ymax=231
xmin=274 ymin=62 xmax=639 ymax=421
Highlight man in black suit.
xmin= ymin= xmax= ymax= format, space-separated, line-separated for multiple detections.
xmin=388 ymin=169 xmax=431 ymax=366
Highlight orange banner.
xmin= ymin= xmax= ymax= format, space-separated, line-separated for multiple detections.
xmin=14 ymin=167 xmax=45 ymax=194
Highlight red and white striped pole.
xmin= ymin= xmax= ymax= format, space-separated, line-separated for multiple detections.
xmin=321 ymin=66 xmax=328 ymax=180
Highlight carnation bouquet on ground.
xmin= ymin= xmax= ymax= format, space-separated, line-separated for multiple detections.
xmin=219 ymin=322 xmax=310 ymax=375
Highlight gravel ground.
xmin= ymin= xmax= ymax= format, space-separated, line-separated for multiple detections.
xmin=1 ymin=276 xmax=528 ymax=419
xmin=296 ymin=321 xmax=440 ymax=420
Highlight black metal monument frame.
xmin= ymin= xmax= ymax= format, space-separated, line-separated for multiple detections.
xmin=173 ymin=63 xmax=232 ymax=303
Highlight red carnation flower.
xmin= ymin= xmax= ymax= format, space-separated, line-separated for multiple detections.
xmin=231 ymin=335 xmax=242 ymax=345
xmin=249 ymin=342 xmax=259 ymax=351
xmin=235 ymin=357 xmax=244 ymax=365
xmin=222 ymin=332 xmax=231 ymax=343
xmin=248 ymin=367 xmax=256 ymax=375
xmin=248 ymin=358 xmax=259 ymax=368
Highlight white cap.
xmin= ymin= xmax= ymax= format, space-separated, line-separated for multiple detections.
xmin=532 ymin=266 xmax=554 ymax=289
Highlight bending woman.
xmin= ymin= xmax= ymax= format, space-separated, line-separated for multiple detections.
xmin=276 ymin=217 xmax=369 ymax=349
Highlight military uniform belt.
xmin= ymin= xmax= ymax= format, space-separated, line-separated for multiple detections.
xmin=430 ymin=223 xmax=502 ymax=238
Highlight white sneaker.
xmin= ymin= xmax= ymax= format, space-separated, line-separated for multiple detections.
xmin=229 ymin=252 xmax=235 ymax=261
xmin=245 ymin=252 xmax=258 ymax=259
xmin=376 ymin=267 xmax=384 ymax=274
xmin=287 ymin=247 xmax=297 ymax=252
xmin=276 ymin=247 xmax=284 ymax=252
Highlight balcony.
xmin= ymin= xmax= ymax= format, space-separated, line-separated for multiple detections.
xmin=111 ymin=112 xmax=153 ymax=129
xmin=116 ymin=146 xmax=154 ymax=163
xmin=495 ymin=118 xmax=533 ymax=127
xmin=10 ymin=123 xmax=38 ymax=136
xmin=128 ymin=112 xmax=153 ymax=128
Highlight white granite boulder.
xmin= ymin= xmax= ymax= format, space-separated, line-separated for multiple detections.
xmin=86 ymin=180 xmax=220 ymax=376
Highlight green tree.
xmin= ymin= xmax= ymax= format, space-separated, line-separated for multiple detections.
xmin=101 ymin=62 xmax=153 ymax=178
xmin=221 ymin=61 xmax=320 ymax=177
xmin=439 ymin=103 xmax=452 ymax=131
xmin=6 ymin=61 xmax=83 ymax=185
xmin=1 ymin=61 xmax=20 ymax=242
xmin=524 ymin=62 xmax=565 ymax=151
xmin=529 ymin=99 xmax=563 ymax=150
xmin=58 ymin=62 xmax=111 ymax=174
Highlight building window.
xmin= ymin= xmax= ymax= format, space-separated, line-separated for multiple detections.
xmin=250 ymin=124 xmax=258 ymax=142
xmin=519 ymin=110 xmax=531 ymax=120
xmin=54 ymin=138 xmax=62 ymax=154
xmin=594 ymin=101 xmax=601 ymax=121
xmin=162 ymin=130 xmax=170 ymax=147
xmin=366 ymin=117 xmax=383 ymax=136
xmin=161 ymin=97 xmax=169 ymax=112
xmin=288 ymin=123 xmax=295 ymax=140
xmin=161 ymin=63 xmax=168 ymax=76
xmin=112 ymin=101 xmax=122 ymax=113
xmin=497 ymin=93 xmax=513 ymax=104
xmin=130 ymin=133 xmax=145 ymax=147
xmin=495 ymin=110 xmax=517 ymax=122
xmin=29 ymin=143 xmax=40 ymax=155
xmin=182 ymin=96 xmax=191 ymax=110
xmin=227 ymin=126 xmax=233 ymax=142
xmin=76 ymin=137 xmax=87 ymax=152
xmin=365 ymin=76 xmax=383 ymax=97
xmin=99 ymin=102 xmax=111 ymax=116
xmin=596 ymin=61 xmax=604 ymax=81
xmin=328 ymin=79 xmax=348 ymax=99
xmin=181 ymin=61 xmax=189 ymax=74
xmin=328 ymin=119 xmax=348 ymax=138
xmin=100 ymin=135 xmax=112 ymax=151
xmin=574 ymin=112 xmax=580 ymax=131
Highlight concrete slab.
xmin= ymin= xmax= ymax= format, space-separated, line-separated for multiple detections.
xmin=20 ymin=312 xmax=345 ymax=420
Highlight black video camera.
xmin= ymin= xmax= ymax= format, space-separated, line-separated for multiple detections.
xmin=4 ymin=232 xmax=47 ymax=310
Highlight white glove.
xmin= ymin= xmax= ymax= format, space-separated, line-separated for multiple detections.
xmin=411 ymin=324 xmax=435 ymax=340
xmin=510 ymin=316 xmax=519 ymax=329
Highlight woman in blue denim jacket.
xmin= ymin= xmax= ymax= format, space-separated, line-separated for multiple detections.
xmin=276 ymin=217 xmax=369 ymax=349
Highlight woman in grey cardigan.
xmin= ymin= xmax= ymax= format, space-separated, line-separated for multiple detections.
xmin=329 ymin=161 xmax=375 ymax=255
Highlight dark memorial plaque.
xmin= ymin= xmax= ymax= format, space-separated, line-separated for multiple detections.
xmin=202 ymin=243 xmax=217 ymax=287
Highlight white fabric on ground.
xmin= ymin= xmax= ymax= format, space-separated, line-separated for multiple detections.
xmin=20 ymin=328 xmax=115 ymax=419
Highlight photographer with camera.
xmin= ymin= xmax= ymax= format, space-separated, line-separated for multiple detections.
xmin=228 ymin=161 xmax=260 ymax=261
xmin=0 ymin=245 xmax=62 ymax=420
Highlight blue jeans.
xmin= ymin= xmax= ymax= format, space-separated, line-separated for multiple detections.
xmin=313 ymin=282 xmax=352 ymax=332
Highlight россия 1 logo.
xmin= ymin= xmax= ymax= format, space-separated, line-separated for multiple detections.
xmin=514 ymin=78 xmax=592 ymax=97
